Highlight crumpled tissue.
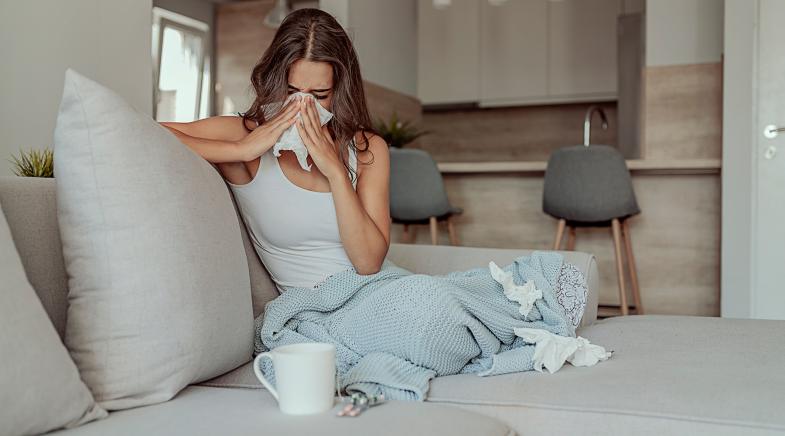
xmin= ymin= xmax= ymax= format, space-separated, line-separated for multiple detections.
xmin=262 ymin=91 xmax=333 ymax=172
xmin=513 ymin=327 xmax=613 ymax=373
xmin=488 ymin=260 xmax=542 ymax=318
xmin=487 ymin=260 xmax=613 ymax=374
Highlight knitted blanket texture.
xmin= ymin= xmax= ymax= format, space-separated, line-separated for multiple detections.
xmin=254 ymin=251 xmax=611 ymax=400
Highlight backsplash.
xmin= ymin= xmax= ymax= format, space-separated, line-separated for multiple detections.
xmin=412 ymin=102 xmax=618 ymax=162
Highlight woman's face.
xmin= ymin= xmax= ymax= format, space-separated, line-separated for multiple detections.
xmin=287 ymin=59 xmax=334 ymax=110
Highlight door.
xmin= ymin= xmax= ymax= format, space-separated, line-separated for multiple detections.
xmin=723 ymin=0 xmax=785 ymax=320
xmin=754 ymin=0 xmax=785 ymax=319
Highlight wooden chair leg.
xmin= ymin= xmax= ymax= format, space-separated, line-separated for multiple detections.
xmin=447 ymin=215 xmax=460 ymax=246
xmin=429 ymin=216 xmax=439 ymax=245
xmin=402 ymin=224 xmax=410 ymax=243
xmin=553 ymin=219 xmax=566 ymax=250
xmin=622 ymin=219 xmax=644 ymax=315
xmin=566 ymin=226 xmax=576 ymax=251
xmin=611 ymin=218 xmax=630 ymax=316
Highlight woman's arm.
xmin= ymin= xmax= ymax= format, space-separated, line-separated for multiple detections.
xmin=160 ymin=116 xmax=253 ymax=163
xmin=330 ymin=134 xmax=391 ymax=274
xmin=296 ymin=98 xmax=391 ymax=274
xmin=159 ymin=98 xmax=300 ymax=164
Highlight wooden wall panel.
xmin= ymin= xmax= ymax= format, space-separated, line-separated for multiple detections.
xmin=390 ymin=172 xmax=721 ymax=317
xmin=643 ymin=62 xmax=723 ymax=159
xmin=415 ymin=102 xmax=617 ymax=162
xmin=216 ymin=0 xmax=277 ymax=116
xmin=216 ymin=1 xmax=421 ymax=122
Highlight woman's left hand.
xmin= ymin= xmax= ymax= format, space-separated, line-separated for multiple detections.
xmin=297 ymin=96 xmax=344 ymax=181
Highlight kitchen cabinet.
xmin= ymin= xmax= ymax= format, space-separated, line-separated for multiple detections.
xmin=479 ymin=0 xmax=548 ymax=103
xmin=417 ymin=0 xmax=480 ymax=105
xmin=417 ymin=0 xmax=621 ymax=107
xmin=547 ymin=0 xmax=619 ymax=99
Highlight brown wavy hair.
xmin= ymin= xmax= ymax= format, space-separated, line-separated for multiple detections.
xmin=239 ymin=8 xmax=378 ymax=184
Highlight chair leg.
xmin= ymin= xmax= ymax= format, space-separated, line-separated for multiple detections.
xmin=566 ymin=226 xmax=576 ymax=251
xmin=402 ymin=224 xmax=418 ymax=244
xmin=553 ymin=219 xmax=566 ymax=250
xmin=429 ymin=216 xmax=438 ymax=245
xmin=622 ymin=219 xmax=644 ymax=315
xmin=446 ymin=216 xmax=460 ymax=246
xmin=611 ymin=218 xmax=630 ymax=316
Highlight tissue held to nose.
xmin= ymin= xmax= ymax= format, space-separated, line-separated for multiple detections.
xmin=263 ymin=92 xmax=334 ymax=172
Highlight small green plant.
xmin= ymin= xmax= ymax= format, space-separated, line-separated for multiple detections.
xmin=373 ymin=111 xmax=428 ymax=148
xmin=9 ymin=148 xmax=54 ymax=178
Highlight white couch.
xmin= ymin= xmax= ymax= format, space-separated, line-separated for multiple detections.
xmin=2 ymin=176 xmax=784 ymax=436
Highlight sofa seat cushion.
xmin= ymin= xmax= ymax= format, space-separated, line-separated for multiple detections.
xmin=198 ymin=360 xmax=260 ymax=390
xmin=426 ymin=315 xmax=785 ymax=435
xmin=49 ymin=386 xmax=513 ymax=436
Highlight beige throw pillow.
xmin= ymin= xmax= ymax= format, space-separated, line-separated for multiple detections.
xmin=0 ymin=200 xmax=106 ymax=435
xmin=53 ymin=68 xmax=253 ymax=410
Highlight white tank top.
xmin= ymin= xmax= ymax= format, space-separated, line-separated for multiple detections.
xmin=226 ymin=141 xmax=358 ymax=293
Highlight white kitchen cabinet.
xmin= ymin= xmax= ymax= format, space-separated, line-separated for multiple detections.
xmin=417 ymin=0 xmax=480 ymax=105
xmin=417 ymin=0 xmax=620 ymax=107
xmin=479 ymin=0 xmax=548 ymax=103
xmin=548 ymin=0 xmax=620 ymax=99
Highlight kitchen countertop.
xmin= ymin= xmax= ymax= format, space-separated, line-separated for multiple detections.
xmin=436 ymin=158 xmax=721 ymax=176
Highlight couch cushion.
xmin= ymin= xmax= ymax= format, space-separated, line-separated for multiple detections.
xmin=426 ymin=315 xmax=785 ymax=435
xmin=52 ymin=68 xmax=254 ymax=410
xmin=0 ymin=200 xmax=107 ymax=435
xmin=198 ymin=360 xmax=260 ymax=390
xmin=0 ymin=170 xmax=280 ymax=340
xmin=0 ymin=177 xmax=69 ymax=338
xmin=49 ymin=386 xmax=513 ymax=436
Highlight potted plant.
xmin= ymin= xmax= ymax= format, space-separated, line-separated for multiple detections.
xmin=8 ymin=148 xmax=54 ymax=177
xmin=373 ymin=111 xmax=428 ymax=148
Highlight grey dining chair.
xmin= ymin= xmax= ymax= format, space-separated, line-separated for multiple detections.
xmin=543 ymin=144 xmax=644 ymax=316
xmin=389 ymin=147 xmax=463 ymax=245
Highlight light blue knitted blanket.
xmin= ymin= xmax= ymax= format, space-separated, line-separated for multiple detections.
xmin=255 ymin=251 xmax=577 ymax=401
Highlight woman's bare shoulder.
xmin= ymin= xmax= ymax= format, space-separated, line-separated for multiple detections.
xmin=353 ymin=130 xmax=387 ymax=153
xmin=159 ymin=115 xmax=255 ymax=142
xmin=352 ymin=130 xmax=388 ymax=177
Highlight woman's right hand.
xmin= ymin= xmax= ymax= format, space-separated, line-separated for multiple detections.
xmin=239 ymin=95 xmax=302 ymax=161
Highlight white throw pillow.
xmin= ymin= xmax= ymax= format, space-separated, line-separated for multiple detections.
xmin=0 ymin=201 xmax=107 ymax=435
xmin=53 ymin=68 xmax=253 ymax=410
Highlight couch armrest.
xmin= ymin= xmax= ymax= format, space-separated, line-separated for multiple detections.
xmin=386 ymin=243 xmax=599 ymax=328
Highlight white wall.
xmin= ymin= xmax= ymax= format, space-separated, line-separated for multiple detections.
xmin=320 ymin=0 xmax=417 ymax=97
xmin=646 ymin=0 xmax=724 ymax=66
xmin=0 ymin=0 xmax=153 ymax=177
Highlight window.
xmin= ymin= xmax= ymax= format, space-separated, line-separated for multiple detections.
xmin=152 ymin=7 xmax=211 ymax=122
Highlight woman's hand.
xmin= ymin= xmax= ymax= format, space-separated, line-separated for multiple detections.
xmin=296 ymin=96 xmax=345 ymax=181
xmin=237 ymin=95 xmax=301 ymax=161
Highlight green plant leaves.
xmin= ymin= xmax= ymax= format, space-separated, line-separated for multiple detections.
xmin=373 ymin=111 xmax=429 ymax=148
xmin=9 ymin=148 xmax=54 ymax=177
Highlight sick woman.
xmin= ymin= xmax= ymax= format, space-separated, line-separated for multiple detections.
xmin=160 ymin=8 xmax=607 ymax=400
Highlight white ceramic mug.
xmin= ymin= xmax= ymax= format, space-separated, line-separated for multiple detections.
xmin=253 ymin=342 xmax=337 ymax=415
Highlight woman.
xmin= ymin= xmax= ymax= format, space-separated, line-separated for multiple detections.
xmin=162 ymin=8 xmax=600 ymax=399
xmin=161 ymin=8 xmax=390 ymax=295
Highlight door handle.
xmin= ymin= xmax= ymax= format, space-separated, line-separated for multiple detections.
xmin=764 ymin=124 xmax=785 ymax=139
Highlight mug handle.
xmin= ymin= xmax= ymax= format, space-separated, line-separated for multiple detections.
xmin=253 ymin=353 xmax=278 ymax=400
